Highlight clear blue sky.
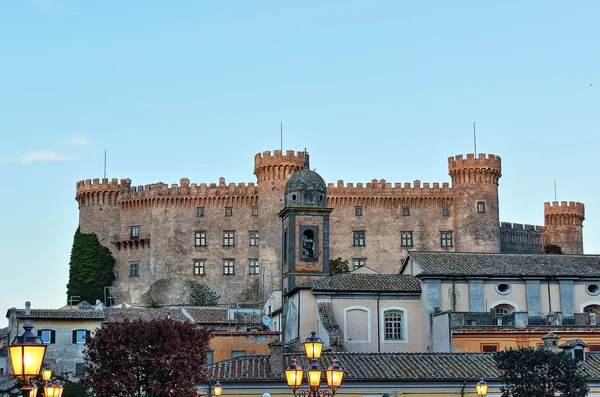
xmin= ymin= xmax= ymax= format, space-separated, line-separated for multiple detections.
xmin=1 ymin=1 xmax=598 ymax=324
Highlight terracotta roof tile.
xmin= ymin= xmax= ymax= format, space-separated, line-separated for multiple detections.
xmin=10 ymin=309 xmax=105 ymax=320
xmin=305 ymin=274 xmax=421 ymax=292
xmin=104 ymin=307 xmax=190 ymax=322
xmin=408 ymin=252 xmax=600 ymax=277
xmin=184 ymin=307 xmax=229 ymax=323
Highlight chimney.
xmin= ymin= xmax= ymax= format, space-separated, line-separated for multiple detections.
xmin=25 ymin=301 xmax=31 ymax=316
xmin=269 ymin=341 xmax=284 ymax=378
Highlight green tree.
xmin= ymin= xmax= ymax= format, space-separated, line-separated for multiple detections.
xmin=544 ymin=244 xmax=563 ymax=254
xmin=81 ymin=318 xmax=211 ymax=397
xmin=66 ymin=227 xmax=115 ymax=305
xmin=329 ymin=257 xmax=350 ymax=275
xmin=494 ymin=347 xmax=588 ymax=397
xmin=188 ymin=284 xmax=220 ymax=306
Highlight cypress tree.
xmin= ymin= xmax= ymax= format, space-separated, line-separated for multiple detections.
xmin=66 ymin=227 xmax=115 ymax=305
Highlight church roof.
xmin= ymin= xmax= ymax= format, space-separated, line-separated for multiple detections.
xmin=305 ymin=273 xmax=421 ymax=293
xmin=406 ymin=252 xmax=600 ymax=277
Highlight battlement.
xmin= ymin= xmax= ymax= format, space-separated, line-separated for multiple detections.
xmin=253 ymin=150 xmax=306 ymax=182
xmin=448 ymin=153 xmax=501 ymax=169
xmin=500 ymin=222 xmax=544 ymax=232
xmin=327 ymin=178 xmax=451 ymax=195
xmin=544 ymin=201 xmax=585 ymax=217
xmin=123 ymin=177 xmax=258 ymax=198
xmin=76 ymin=178 xmax=131 ymax=193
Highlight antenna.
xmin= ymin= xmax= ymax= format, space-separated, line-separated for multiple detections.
xmin=104 ymin=149 xmax=107 ymax=179
xmin=473 ymin=122 xmax=477 ymax=156
xmin=280 ymin=122 xmax=283 ymax=152
xmin=554 ymin=180 xmax=557 ymax=202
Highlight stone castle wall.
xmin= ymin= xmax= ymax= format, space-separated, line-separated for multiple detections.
xmin=76 ymin=150 xmax=585 ymax=306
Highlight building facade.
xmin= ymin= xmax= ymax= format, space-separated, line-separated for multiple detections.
xmin=76 ymin=150 xmax=585 ymax=306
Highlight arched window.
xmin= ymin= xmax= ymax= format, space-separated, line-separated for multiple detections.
xmin=584 ymin=305 xmax=600 ymax=313
xmin=491 ymin=303 xmax=516 ymax=315
xmin=384 ymin=310 xmax=403 ymax=340
xmin=302 ymin=230 xmax=315 ymax=259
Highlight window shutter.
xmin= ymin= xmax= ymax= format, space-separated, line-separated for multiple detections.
xmin=86 ymin=330 xmax=91 ymax=340
xmin=50 ymin=330 xmax=56 ymax=344
xmin=72 ymin=330 xmax=77 ymax=343
xmin=37 ymin=330 xmax=42 ymax=337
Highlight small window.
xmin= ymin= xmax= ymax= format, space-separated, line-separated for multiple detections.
xmin=193 ymin=260 xmax=205 ymax=275
xmin=441 ymin=232 xmax=453 ymax=247
xmin=195 ymin=231 xmax=207 ymax=247
xmin=496 ymin=283 xmax=511 ymax=295
xmin=249 ymin=259 xmax=260 ymax=274
xmin=442 ymin=208 xmax=450 ymax=217
xmin=223 ymin=260 xmax=235 ymax=275
xmin=587 ymin=284 xmax=600 ymax=296
xmin=302 ymin=229 xmax=315 ymax=259
xmin=401 ymin=232 xmax=413 ymax=247
xmin=206 ymin=350 xmax=214 ymax=364
xmin=130 ymin=226 xmax=140 ymax=239
xmin=231 ymin=350 xmax=246 ymax=359
xmin=402 ymin=207 xmax=410 ymax=216
xmin=72 ymin=329 xmax=90 ymax=344
xmin=196 ymin=207 xmax=204 ymax=217
xmin=249 ymin=231 xmax=259 ymax=246
xmin=477 ymin=201 xmax=486 ymax=213
xmin=482 ymin=344 xmax=498 ymax=352
xmin=353 ymin=231 xmax=365 ymax=246
xmin=223 ymin=231 xmax=235 ymax=246
xmin=38 ymin=329 xmax=55 ymax=344
xmin=251 ymin=207 xmax=258 ymax=216
xmin=384 ymin=310 xmax=403 ymax=340
xmin=129 ymin=262 xmax=139 ymax=277
xmin=355 ymin=207 xmax=363 ymax=216
xmin=225 ymin=207 xmax=233 ymax=216
xmin=75 ymin=363 xmax=85 ymax=375
xmin=353 ymin=258 xmax=366 ymax=269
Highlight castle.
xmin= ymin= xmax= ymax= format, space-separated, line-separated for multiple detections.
xmin=75 ymin=150 xmax=585 ymax=306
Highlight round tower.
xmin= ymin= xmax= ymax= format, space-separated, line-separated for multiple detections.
xmin=448 ymin=153 xmax=502 ymax=252
xmin=75 ymin=177 xmax=128 ymax=254
xmin=253 ymin=150 xmax=305 ymax=295
xmin=543 ymin=201 xmax=585 ymax=254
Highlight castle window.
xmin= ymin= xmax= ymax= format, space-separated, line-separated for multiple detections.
xmin=403 ymin=207 xmax=410 ymax=216
xmin=384 ymin=310 xmax=403 ymax=340
xmin=225 ymin=207 xmax=233 ymax=216
xmin=129 ymin=262 xmax=139 ymax=277
xmin=401 ymin=232 xmax=413 ymax=247
xmin=353 ymin=231 xmax=365 ymax=246
xmin=195 ymin=231 xmax=207 ymax=247
xmin=252 ymin=207 xmax=258 ymax=216
xmin=249 ymin=259 xmax=260 ymax=274
xmin=130 ymin=226 xmax=140 ymax=239
xmin=197 ymin=207 xmax=204 ymax=217
xmin=441 ymin=232 xmax=453 ymax=247
xmin=193 ymin=260 xmax=205 ymax=275
xmin=223 ymin=259 xmax=235 ymax=275
xmin=249 ymin=231 xmax=259 ymax=246
xmin=353 ymin=258 xmax=366 ymax=269
xmin=477 ymin=201 xmax=486 ymax=213
xmin=223 ymin=231 xmax=235 ymax=246
xmin=355 ymin=207 xmax=363 ymax=216
xmin=442 ymin=207 xmax=450 ymax=216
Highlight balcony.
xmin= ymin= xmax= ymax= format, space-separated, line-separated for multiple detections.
xmin=112 ymin=232 xmax=151 ymax=250
xmin=448 ymin=312 xmax=600 ymax=329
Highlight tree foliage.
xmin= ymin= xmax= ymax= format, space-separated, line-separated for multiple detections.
xmin=66 ymin=227 xmax=115 ymax=305
xmin=544 ymin=244 xmax=563 ymax=254
xmin=81 ymin=318 xmax=211 ymax=397
xmin=329 ymin=257 xmax=350 ymax=275
xmin=494 ymin=347 xmax=588 ymax=397
xmin=188 ymin=284 xmax=220 ymax=306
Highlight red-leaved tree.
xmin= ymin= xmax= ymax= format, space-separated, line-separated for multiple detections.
xmin=80 ymin=318 xmax=211 ymax=397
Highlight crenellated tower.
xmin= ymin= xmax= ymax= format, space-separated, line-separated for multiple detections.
xmin=448 ymin=153 xmax=502 ymax=252
xmin=254 ymin=150 xmax=306 ymax=297
xmin=75 ymin=178 xmax=129 ymax=253
xmin=543 ymin=201 xmax=585 ymax=254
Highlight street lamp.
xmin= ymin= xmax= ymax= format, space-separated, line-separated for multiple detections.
xmin=8 ymin=322 xmax=48 ymax=397
xmin=212 ymin=381 xmax=222 ymax=397
xmin=41 ymin=363 xmax=52 ymax=382
xmin=285 ymin=331 xmax=344 ymax=397
xmin=476 ymin=378 xmax=488 ymax=397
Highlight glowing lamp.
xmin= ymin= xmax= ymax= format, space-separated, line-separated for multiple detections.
xmin=45 ymin=381 xmax=63 ymax=397
xmin=285 ymin=358 xmax=304 ymax=389
xmin=325 ymin=359 xmax=344 ymax=390
xmin=8 ymin=322 xmax=47 ymax=381
xmin=41 ymin=363 xmax=52 ymax=381
xmin=307 ymin=359 xmax=322 ymax=389
xmin=476 ymin=378 xmax=488 ymax=397
xmin=303 ymin=331 xmax=323 ymax=359
xmin=213 ymin=381 xmax=222 ymax=397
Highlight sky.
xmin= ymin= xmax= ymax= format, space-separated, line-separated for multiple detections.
xmin=0 ymin=1 xmax=598 ymax=326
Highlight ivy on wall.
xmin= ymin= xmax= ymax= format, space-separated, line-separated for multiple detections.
xmin=66 ymin=227 xmax=115 ymax=305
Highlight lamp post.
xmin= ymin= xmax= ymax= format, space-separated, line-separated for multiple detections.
xmin=7 ymin=322 xmax=48 ymax=397
xmin=476 ymin=378 xmax=488 ymax=397
xmin=45 ymin=380 xmax=64 ymax=397
xmin=285 ymin=331 xmax=344 ymax=397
